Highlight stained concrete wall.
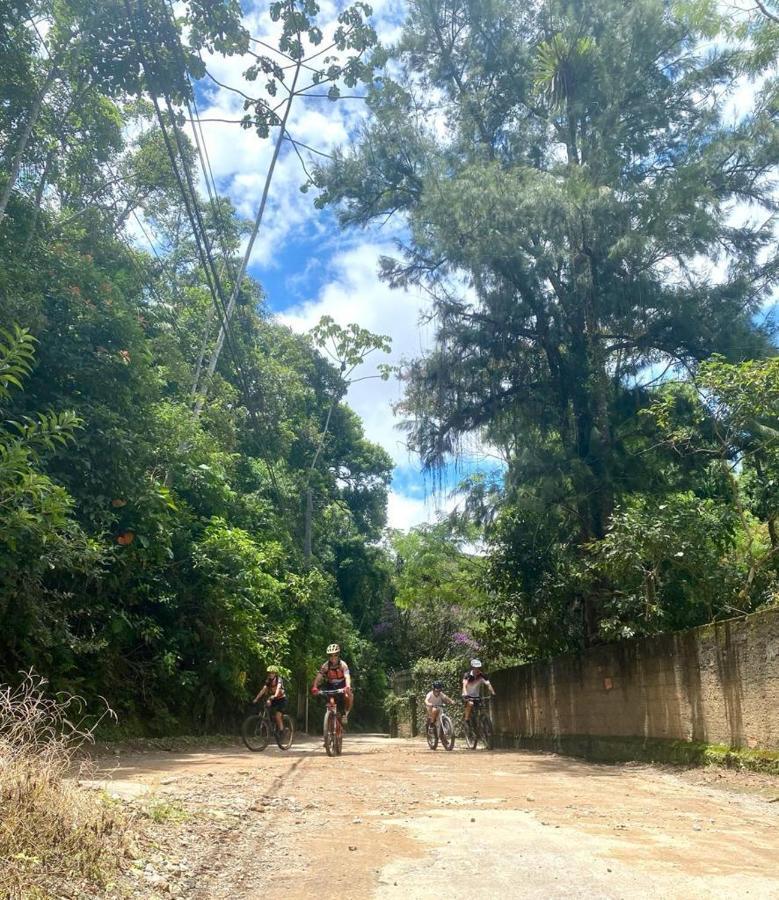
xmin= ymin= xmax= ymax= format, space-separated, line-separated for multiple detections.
xmin=490 ymin=609 xmax=779 ymax=753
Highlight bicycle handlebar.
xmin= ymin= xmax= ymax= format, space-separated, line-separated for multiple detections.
xmin=317 ymin=688 xmax=346 ymax=695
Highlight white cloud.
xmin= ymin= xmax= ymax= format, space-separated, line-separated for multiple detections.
xmin=279 ymin=240 xmax=435 ymax=466
xmin=168 ymin=2 xmax=459 ymax=529
xmin=277 ymin=242 xmax=506 ymax=529
xmin=387 ymin=489 xmax=444 ymax=530
xmin=277 ymin=239 xmax=473 ymax=531
xmin=184 ymin=0 xmax=408 ymax=269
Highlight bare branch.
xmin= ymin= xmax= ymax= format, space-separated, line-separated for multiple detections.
xmin=754 ymin=0 xmax=779 ymax=25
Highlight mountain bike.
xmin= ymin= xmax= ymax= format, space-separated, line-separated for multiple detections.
xmin=425 ymin=706 xmax=455 ymax=751
xmin=241 ymin=702 xmax=294 ymax=752
xmin=463 ymin=696 xmax=493 ymax=750
xmin=318 ymin=688 xmax=346 ymax=757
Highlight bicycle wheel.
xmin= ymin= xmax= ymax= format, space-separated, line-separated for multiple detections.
xmin=440 ymin=715 xmax=455 ymax=751
xmin=334 ymin=717 xmax=343 ymax=756
xmin=324 ymin=709 xmax=335 ymax=757
xmin=480 ymin=715 xmax=493 ymax=750
xmin=464 ymin=717 xmax=478 ymax=750
xmin=426 ymin=720 xmax=439 ymax=750
xmin=275 ymin=714 xmax=295 ymax=750
xmin=242 ymin=714 xmax=270 ymax=752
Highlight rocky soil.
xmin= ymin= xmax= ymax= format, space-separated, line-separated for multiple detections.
xmin=84 ymin=734 xmax=779 ymax=899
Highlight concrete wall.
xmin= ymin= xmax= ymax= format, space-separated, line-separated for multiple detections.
xmin=490 ymin=609 xmax=779 ymax=754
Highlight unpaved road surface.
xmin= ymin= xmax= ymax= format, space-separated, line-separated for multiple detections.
xmin=93 ymin=735 xmax=779 ymax=899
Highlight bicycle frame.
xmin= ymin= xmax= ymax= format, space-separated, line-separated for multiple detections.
xmin=463 ymin=696 xmax=493 ymax=749
xmin=428 ymin=707 xmax=448 ymax=732
xmin=260 ymin=702 xmax=283 ymax=732
xmin=426 ymin=704 xmax=455 ymax=750
xmin=318 ymin=688 xmax=345 ymax=757
xmin=318 ymin=687 xmax=346 ymax=711
xmin=464 ymin=695 xmax=491 ymax=718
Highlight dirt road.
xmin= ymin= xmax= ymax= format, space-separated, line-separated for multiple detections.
xmin=94 ymin=735 xmax=779 ymax=899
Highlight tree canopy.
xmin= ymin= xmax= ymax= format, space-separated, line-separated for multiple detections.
xmin=1 ymin=0 xmax=778 ymax=731
xmin=0 ymin=0 xmax=393 ymax=730
xmin=317 ymin=0 xmax=779 ymax=653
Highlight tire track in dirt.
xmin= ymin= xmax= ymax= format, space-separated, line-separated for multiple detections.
xmin=94 ymin=735 xmax=779 ymax=899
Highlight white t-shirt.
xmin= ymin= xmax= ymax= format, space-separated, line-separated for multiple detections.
xmin=425 ymin=690 xmax=452 ymax=708
xmin=463 ymin=670 xmax=491 ymax=698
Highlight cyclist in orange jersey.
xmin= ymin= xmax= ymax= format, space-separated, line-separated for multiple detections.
xmin=312 ymin=643 xmax=353 ymax=724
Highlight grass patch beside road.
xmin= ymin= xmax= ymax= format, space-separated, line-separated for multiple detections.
xmin=494 ymin=732 xmax=779 ymax=775
xmin=0 ymin=674 xmax=132 ymax=898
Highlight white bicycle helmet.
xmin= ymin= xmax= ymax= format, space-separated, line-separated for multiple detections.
xmin=470 ymin=658 xmax=483 ymax=668
xmin=326 ymin=643 xmax=341 ymax=655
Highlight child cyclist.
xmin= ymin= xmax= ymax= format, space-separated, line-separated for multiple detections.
xmin=253 ymin=665 xmax=287 ymax=734
xmin=425 ymin=680 xmax=454 ymax=727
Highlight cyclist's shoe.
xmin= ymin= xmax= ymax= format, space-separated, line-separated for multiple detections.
xmin=341 ymin=712 xmax=349 ymax=725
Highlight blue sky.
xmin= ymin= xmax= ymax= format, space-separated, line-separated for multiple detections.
xmin=166 ymin=0 xmax=774 ymax=528
xmin=178 ymin=0 xmax=498 ymax=528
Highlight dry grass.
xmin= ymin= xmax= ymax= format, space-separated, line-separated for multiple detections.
xmin=0 ymin=672 xmax=130 ymax=899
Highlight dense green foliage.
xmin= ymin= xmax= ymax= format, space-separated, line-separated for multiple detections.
xmin=374 ymin=523 xmax=488 ymax=667
xmin=2 ymin=0 xmax=779 ymax=731
xmin=319 ymin=0 xmax=779 ymax=658
xmin=0 ymin=0 xmax=393 ymax=731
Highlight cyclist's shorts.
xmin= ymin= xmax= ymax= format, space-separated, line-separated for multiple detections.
xmin=324 ymin=679 xmax=347 ymax=692
xmin=321 ymin=689 xmax=346 ymax=713
xmin=268 ymin=697 xmax=287 ymax=713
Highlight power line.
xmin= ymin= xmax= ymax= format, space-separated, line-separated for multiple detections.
xmin=146 ymin=0 xmax=311 ymax=421
xmin=122 ymin=0 xmax=272 ymax=453
xmin=133 ymin=0 xmax=294 ymax=506
xmin=154 ymin=0 xmax=260 ymax=414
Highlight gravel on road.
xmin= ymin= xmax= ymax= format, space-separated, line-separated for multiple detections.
xmin=92 ymin=734 xmax=779 ymax=899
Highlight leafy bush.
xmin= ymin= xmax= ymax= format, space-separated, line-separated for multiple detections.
xmin=593 ymin=493 xmax=744 ymax=638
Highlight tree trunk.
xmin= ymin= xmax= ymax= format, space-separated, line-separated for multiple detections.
xmin=190 ymin=306 xmax=214 ymax=399
xmin=768 ymin=517 xmax=779 ymax=554
xmin=754 ymin=457 xmax=779 ymax=557
xmin=0 ymin=63 xmax=58 ymax=221
xmin=303 ymin=393 xmax=339 ymax=563
xmin=304 ymin=486 xmax=313 ymax=563
xmin=22 ymin=146 xmax=56 ymax=253
xmin=568 ymin=246 xmax=614 ymax=646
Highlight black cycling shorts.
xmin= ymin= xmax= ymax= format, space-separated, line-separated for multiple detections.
xmin=268 ymin=697 xmax=287 ymax=713
xmin=320 ymin=682 xmax=347 ymax=712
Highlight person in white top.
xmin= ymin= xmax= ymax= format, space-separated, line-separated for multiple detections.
xmin=425 ymin=681 xmax=454 ymax=727
xmin=462 ymin=659 xmax=495 ymax=723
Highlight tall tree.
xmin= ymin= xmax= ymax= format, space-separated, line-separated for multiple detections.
xmin=317 ymin=0 xmax=779 ymax=643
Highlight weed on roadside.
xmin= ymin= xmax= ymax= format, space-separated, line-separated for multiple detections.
xmin=0 ymin=672 xmax=134 ymax=898
xmin=142 ymin=799 xmax=191 ymax=824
